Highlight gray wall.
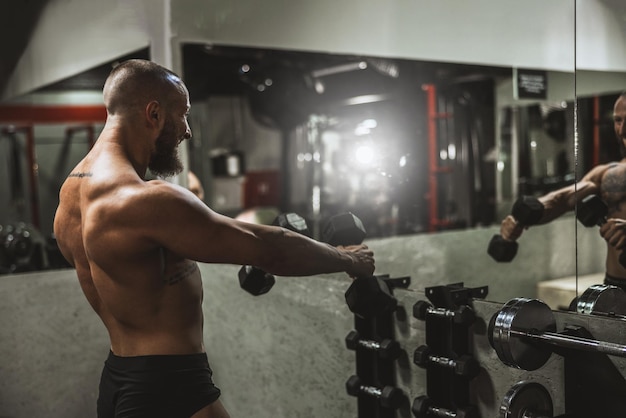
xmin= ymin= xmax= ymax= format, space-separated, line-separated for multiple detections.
xmin=0 ymin=221 xmax=609 ymax=417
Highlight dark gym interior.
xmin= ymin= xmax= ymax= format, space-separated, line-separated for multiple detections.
xmin=2 ymin=1 xmax=626 ymax=417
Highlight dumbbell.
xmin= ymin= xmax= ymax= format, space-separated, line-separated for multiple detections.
xmin=412 ymin=395 xmax=478 ymax=418
xmin=345 ymin=330 xmax=401 ymax=360
xmin=345 ymin=375 xmax=405 ymax=409
xmin=322 ymin=212 xmax=367 ymax=246
xmin=413 ymin=300 xmax=475 ymax=326
xmin=238 ymin=213 xmax=310 ymax=296
xmin=488 ymin=196 xmax=544 ymax=262
xmin=413 ymin=345 xmax=479 ymax=378
xmin=345 ymin=275 xmax=398 ymax=318
xmin=324 ymin=213 xmax=398 ymax=319
xmin=576 ymin=194 xmax=626 ymax=268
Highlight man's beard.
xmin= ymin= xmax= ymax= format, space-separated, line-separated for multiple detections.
xmin=148 ymin=119 xmax=183 ymax=178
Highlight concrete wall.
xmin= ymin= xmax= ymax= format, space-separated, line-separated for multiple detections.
xmin=0 ymin=220 xmax=610 ymax=417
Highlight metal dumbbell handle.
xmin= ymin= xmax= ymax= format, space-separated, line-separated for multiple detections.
xmin=509 ymin=328 xmax=626 ymax=358
xmin=428 ymin=306 xmax=456 ymax=318
xmin=358 ymin=339 xmax=383 ymax=351
xmin=427 ymin=405 xmax=457 ymax=417
xmin=360 ymin=385 xmax=384 ymax=398
xmin=429 ymin=355 xmax=457 ymax=368
xmin=413 ymin=395 xmax=477 ymax=418
xmin=416 ymin=303 xmax=474 ymax=325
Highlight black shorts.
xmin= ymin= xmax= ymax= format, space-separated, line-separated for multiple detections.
xmin=97 ymin=351 xmax=221 ymax=418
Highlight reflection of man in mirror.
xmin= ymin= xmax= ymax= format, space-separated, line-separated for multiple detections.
xmin=500 ymin=92 xmax=626 ymax=291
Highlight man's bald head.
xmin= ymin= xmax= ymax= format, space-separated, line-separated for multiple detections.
xmin=103 ymin=59 xmax=187 ymax=116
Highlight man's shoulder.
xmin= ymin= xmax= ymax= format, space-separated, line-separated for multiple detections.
xmin=89 ymin=179 xmax=183 ymax=216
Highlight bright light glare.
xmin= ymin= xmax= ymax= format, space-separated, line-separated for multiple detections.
xmin=440 ymin=149 xmax=448 ymax=160
xmin=355 ymin=126 xmax=370 ymax=136
xmin=399 ymin=155 xmax=407 ymax=167
xmin=356 ymin=145 xmax=375 ymax=165
xmin=448 ymin=144 xmax=456 ymax=160
xmin=361 ymin=119 xmax=377 ymax=129
xmin=497 ymin=161 xmax=505 ymax=172
xmin=530 ymin=141 xmax=537 ymax=149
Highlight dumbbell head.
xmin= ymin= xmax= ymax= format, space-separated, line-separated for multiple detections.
xmin=455 ymin=355 xmax=480 ymax=378
xmin=380 ymin=386 xmax=405 ymax=409
xmin=272 ymin=213 xmax=310 ymax=237
xmin=413 ymin=345 xmax=431 ymax=367
xmin=454 ymin=305 xmax=476 ymax=326
xmin=322 ymin=212 xmax=366 ymax=246
xmin=411 ymin=395 xmax=432 ymax=416
xmin=488 ymin=234 xmax=518 ymax=262
xmin=345 ymin=375 xmax=361 ymax=397
xmin=379 ymin=339 xmax=401 ymax=360
xmin=412 ymin=300 xmax=432 ymax=320
xmin=511 ymin=196 xmax=544 ymax=226
xmin=345 ymin=276 xmax=397 ymax=318
xmin=577 ymin=194 xmax=607 ymax=227
xmin=238 ymin=265 xmax=276 ymax=296
xmin=345 ymin=330 xmax=360 ymax=350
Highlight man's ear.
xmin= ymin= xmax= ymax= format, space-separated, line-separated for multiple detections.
xmin=145 ymin=101 xmax=163 ymax=129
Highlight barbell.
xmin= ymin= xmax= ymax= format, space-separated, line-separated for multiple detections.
xmin=489 ymin=297 xmax=626 ymax=371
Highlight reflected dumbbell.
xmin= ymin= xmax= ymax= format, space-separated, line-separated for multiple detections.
xmin=576 ymin=194 xmax=626 ymax=268
xmin=412 ymin=395 xmax=478 ymax=418
xmin=499 ymin=381 xmax=553 ymax=418
xmin=345 ymin=375 xmax=405 ymax=410
xmin=345 ymin=330 xmax=401 ymax=360
xmin=413 ymin=300 xmax=475 ymax=326
xmin=413 ymin=345 xmax=479 ymax=378
xmin=488 ymin=196 xmax=544 ymax=262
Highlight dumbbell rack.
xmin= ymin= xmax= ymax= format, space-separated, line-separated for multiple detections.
xmin=347 ymin=275 xmax=410 ymax=418
xmin=413 ymin=282 xmax=487 ymax=417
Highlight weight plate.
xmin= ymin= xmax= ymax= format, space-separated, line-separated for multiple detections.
xmin=500 ymin=381 xmax=553 ymax=418
xmin=577 ymin=284 xmax=626 ymax=316
xmin=491 ymin=298 xmax=555 ymax=371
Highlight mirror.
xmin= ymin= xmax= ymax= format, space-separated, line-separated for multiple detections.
xmin=182 ymin=44 xmax=511 ymax=235
xmin=2 ymin=0 xmax=613 ymax=306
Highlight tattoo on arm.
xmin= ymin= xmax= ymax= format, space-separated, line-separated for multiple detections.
xmin=68 ymin=172 xmax=93 ymax=178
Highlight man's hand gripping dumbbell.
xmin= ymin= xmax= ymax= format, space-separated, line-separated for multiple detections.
xmin=488 ymin=196 xmax=545 ymax=262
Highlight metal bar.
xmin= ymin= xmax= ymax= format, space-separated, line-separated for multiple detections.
xmin=511 ymin=329 xmax=626 ymax=358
